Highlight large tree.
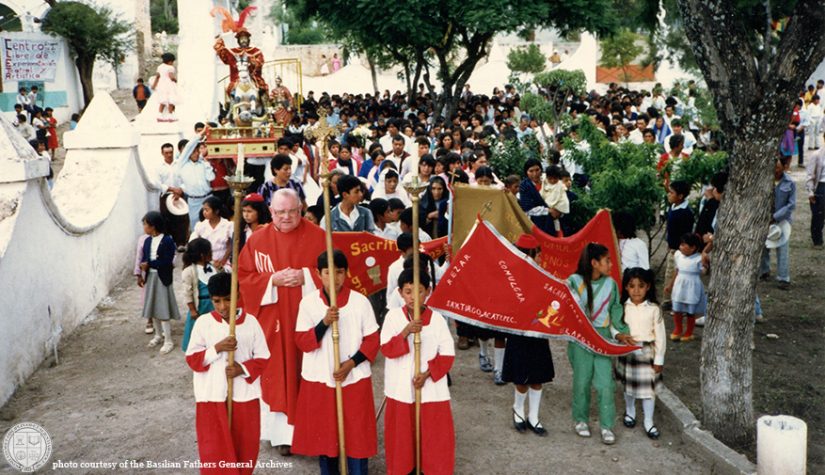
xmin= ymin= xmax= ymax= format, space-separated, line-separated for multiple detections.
xmin=672 ymin=0 xmax=825 ymax=445
xmin=41 ymin=2 xmax=131 ymax=107
xmin=296 ymin=0 xmax=620 ymax=117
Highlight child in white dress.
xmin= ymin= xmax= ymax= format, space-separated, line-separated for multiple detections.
xmin=152 ymin=52 xmax=179 ymax=122
xmin=664 ymin=233 xmax=707 ymax=342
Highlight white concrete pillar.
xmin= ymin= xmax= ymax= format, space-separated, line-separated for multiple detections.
xmin=757 ymin=415 xmax=807 ymax=475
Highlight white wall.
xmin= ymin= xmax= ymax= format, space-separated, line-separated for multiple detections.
xmin=0 ymin=92 xmax=154 ymax=407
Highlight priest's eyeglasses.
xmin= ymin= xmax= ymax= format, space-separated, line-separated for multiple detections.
xmin=273 ymin=207 xmax=301 ymax=217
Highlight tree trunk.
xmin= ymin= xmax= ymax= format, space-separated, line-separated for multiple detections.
xmin=76 ymin=57 xmax=95 ymax=108
xmin=700 ymin=129 xmax=774 ymax=445
xmin=675 ymin=0 xmax=825 ymax=447
xmin=367 ymin=53 xmax=379 ymax=95
xmin=402 ymin=60 xmax=414 ymax=105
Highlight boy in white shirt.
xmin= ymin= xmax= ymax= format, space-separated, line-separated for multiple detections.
xmin=292 ymin=250 xmax=379 ymax=474
xmin=185 ymin=272 xmax=270 ymax=475
xmin=381 ymin=268 xmax=455 ymax=475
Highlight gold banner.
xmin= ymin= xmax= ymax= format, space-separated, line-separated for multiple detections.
xmin=451 ymin=185 xmax=532 ymax=253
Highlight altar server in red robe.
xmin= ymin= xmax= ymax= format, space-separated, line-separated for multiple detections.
xmin=292 ymin=250 xmax=379 ymax=474
xmin=186 ymin=272 xmax=269 ymax=475
xmin=381 ymin=268 xmax=455 ymax=475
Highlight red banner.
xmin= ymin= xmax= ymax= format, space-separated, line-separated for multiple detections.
xmin=428 ymin=220 xmax=639 ymax=355
xmin=421 ymin=236 xmax=449 ymax=260
xmin=532 ymin=209 xmax=622 ymax=286
xmin=332 ymin=232 xmax=399 ymax=296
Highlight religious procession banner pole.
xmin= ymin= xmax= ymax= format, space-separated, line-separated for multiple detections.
xmin=225 ymin=143 xmax=252 ymax=426
xmin=303 ymin=107 xmax=336 ymax=181
xmin=308 ymin=113 xmax=348 ymax=475
xmin=403 ymin=177 xmax=429 ymax=475
xmin=321 ymin=170 xmax=348 ymax=475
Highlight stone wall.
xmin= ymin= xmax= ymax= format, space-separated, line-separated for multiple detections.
xmin=0 ymin=92 xmax=156 ymax=407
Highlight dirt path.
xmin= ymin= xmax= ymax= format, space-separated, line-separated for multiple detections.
xmin=663 ymin=166 xmax=825 ymax=473
xmin=0 ymin=256 xmax=705 ymax=474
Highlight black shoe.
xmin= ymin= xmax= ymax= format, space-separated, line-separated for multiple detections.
xmin=623 ymin=413 xmax=637 ymax=428
xmin=512 ymin=410 xmax=528 ymax=433
xmin=527 ymin=419 xmax=548 ymax=437
xmin=759 ymin=272 xmax=770 ymax=281
xmin=276 ymin=445 xmax=292 ymax=456
xmin=494 ymin=370 xmax=506 ymax=385
xmin=646 ymin=425 xmax=660 ymax=439
xmin=777 ymin=281 xmax=791 ymax=290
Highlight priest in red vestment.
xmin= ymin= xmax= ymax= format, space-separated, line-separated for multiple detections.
xmin=238 ymin=188 xmax=326 ymax=455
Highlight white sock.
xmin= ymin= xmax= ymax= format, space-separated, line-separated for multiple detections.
xmin=494 ymin=347 xmax=505 ymax=372
xmin=513 ymin=389 xmax=526 ymax=419
xmin=161 ymin=321 xmax=172 ymax=343
xmin=527 ymin=387 xmax=542 ymax=425
xmin=625 ymin=393 xmax=636 ymax=419
xmin=642 ymin=398 xmax=655 ymax=431
xmin=152 ymin=318 xmax=162 ymax=336
xmin=478 ymin=341 xmax=488 ymax=358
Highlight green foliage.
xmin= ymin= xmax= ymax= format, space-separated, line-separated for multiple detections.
xmin=520 ymin=92 xmax=555 ymax=125
xmin=271 ymin=2 xmax=328 ymax=45
xmin=150 ymin=0 xmax=178 ymax=34
xmin=533 ymin=69 xmax=587 ymax=94
xmin=507 ymin=44 xmax=546 ymax=74
xmin=524 ymin=69 xmax=587 ymax=132
xmin=670 ymin=82 xmax=720 ymax=131
xmin=599 ymin=28 xmax=645 ymax=84
xmin=578 ymin=163 xmax=660 ymax=230
xmin=489 ymin=135 xmax=541 ymax=179
xmin=287 ymin=26 xmax=327 ymax=45
xmin=670 ymin=150 xmax=729 ymax=188
xmin=562 ymin=118 xmax=661 ymax=231
xmin=41 ymin=2 xmax=131 ymax=64
xmin=297 ymin=0 xmax=623 ymax=114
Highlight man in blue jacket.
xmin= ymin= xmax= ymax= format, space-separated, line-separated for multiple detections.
xmin=760 ymin=158 xmax=796 ymax=289
xmin=330 ymin=175 xmax=376 ymax=232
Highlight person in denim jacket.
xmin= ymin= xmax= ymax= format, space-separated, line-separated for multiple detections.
xmin=330 ymin=175 xmax=376 ymax=232
xmin=760 ymin=158 xmax=796 ymax=288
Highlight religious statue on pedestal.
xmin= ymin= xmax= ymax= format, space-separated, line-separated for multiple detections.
xmin=212 ymin=6 xmax=269 ymax=124
xmin=270 ymin=76 xmax=294 ymax=126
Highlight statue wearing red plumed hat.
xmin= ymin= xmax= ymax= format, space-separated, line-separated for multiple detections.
xmin=212 ymin=6 xmax=269 ymax=99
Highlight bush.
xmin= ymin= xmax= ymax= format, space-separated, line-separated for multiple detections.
xmin=670 ymin=150 xmax=729 ymax=188
xmin=507 ymin=44 xmax=546 ymax=74
xmin=561 ymin=118 xmax=663 ymax=232
xmin=489 ymin=134 xmax=541 ymax=179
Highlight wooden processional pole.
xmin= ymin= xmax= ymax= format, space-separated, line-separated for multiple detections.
xmin=403 ymin=176 xmax=430 ymax=475
xmin=225 ymin=143 xmax=252 ymax=426
xmin=307 ymin=110 xmax=347 ymax=475
xmin=321 ymin=173 xmax=347 ymax=475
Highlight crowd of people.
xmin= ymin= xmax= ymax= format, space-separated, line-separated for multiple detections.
xmin=125 ymin=74 xmax=823 ymax=474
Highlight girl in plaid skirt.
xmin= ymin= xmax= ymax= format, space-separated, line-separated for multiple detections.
xmin=615 ymin=268 xmax=666 ymax=439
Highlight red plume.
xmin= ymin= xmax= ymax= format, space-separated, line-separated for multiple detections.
xmin=236 ymin=6 xmax=257 ymax=29
xmin=210 ymin=6 xmax=236 ymax=33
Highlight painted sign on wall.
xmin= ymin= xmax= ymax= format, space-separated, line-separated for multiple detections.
xmin=2 ymin=38 xmax=62 ymax=82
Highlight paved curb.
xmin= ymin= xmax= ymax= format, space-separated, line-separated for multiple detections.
xmin=658 ymin=386 xmax=757 ymax=475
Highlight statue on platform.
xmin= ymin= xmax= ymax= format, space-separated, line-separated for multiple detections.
xmin=270 ymin=76 xmax=294 ymax=126
xmin=212 ymin=6 xmax=269 ymax=113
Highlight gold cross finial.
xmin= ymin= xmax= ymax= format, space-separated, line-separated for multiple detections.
xmin=304 ymin=107 xmax=338 ymax=170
